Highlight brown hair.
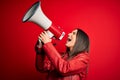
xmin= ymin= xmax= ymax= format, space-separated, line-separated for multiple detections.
xmin=66 ymin=28 xmax=90 ymax=59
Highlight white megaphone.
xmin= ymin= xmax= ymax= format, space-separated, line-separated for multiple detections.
xmin=22 ymin=1 xmax=65 ymax=40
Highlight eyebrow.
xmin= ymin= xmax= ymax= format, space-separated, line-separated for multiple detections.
xmin=73 ymin=31 xmax=77 ymax=33
xmin=73 ymin=31 xmax=75 ymax=33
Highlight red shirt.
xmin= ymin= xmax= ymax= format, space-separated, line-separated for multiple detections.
xmin=36 ymin=42 xmax=89 ymax=80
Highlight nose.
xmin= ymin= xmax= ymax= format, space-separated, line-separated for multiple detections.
xmin=68 ymin=33 xmax=71 ymax=37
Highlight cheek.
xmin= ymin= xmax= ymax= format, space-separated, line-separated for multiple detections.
xmin=72 ymin=36 xmax=76 ymax=44
xmin=71 ymin=39 xmax=76 ymax=46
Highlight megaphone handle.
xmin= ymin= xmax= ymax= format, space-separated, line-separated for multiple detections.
xmin=37 ymin=39 xmax=42 ymax=48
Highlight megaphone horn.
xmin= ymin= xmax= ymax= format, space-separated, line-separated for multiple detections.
xmin=22 ymin=1 xmax=65 ymax=40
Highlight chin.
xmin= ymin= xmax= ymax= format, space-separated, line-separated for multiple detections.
xmin=65 ymin=43 xmax=69 ymax=47
xmin=65 ymin=43 xmax=70 ymax=48
xmin=65 ymin=43 xmax=68 ymax=47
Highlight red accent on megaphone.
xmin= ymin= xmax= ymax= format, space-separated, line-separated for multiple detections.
xmin=48 ymin=24 xmax=63 ymax=39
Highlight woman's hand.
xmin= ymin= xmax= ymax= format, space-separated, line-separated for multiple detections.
xmin=38 ymin=31 xmax=52 ymax=44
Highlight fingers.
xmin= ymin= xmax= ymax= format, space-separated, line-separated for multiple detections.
xmin=39 ymin=31 xmax=47 ymax=41
xmin=39 ymin=31 xmax=47 ymax=37
xmin=38 ymin=31 xmax=52 ymax=44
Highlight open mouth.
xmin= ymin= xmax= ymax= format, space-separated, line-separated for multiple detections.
xmin=67 ymin=38 xmax=72 ymax=42
xmin=66 ymin=37 xmax=72 ymax=46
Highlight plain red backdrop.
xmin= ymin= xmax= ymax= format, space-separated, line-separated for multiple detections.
xmin=0 ymin=0 xmax=120 ymax=80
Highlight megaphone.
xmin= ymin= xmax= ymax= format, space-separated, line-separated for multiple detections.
xmin=22 ymin=1 xmax=65 ymax=40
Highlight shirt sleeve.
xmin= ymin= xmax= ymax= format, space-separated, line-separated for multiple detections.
xmin=43 ymin=42 xmax=89 ymax=76
xmin=35 ymin=47 xmax=52 ymax=72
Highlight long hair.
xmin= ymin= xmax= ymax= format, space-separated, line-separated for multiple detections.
xmin=66 ymin=28 xmax=90 ymax=59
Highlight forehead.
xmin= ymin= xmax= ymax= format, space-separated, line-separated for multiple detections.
xmin=72 ymin=29 xmax=78 ymax=33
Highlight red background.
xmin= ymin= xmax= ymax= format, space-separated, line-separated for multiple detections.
xmin=0 ymin=0 xmax=120 ymax=80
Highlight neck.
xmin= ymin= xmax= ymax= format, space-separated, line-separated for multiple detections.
xmin=70 ymin=47 xmax=73 ymax=52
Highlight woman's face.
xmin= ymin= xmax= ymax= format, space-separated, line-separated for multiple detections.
xmin=65 ymin=29 xmax=78 ymax=51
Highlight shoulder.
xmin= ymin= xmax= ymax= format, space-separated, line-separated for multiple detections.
xmin=72 ymin=52 xmax=90 ymax=63
xmin=76 ymin=52 xmax=89 ymax=58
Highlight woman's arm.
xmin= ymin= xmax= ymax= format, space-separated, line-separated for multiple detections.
xmin=43 ymin=42 xmax=89 ymax=76
xmin=35 ymin=40 xmax=51 ymax=72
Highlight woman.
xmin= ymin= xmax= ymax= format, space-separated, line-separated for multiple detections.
xmin=35 ymin=28 xmax=90 ymax=80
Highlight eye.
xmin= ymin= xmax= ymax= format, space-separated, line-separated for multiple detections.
xmin=73 ymin=32 xmax=76 ymax=35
